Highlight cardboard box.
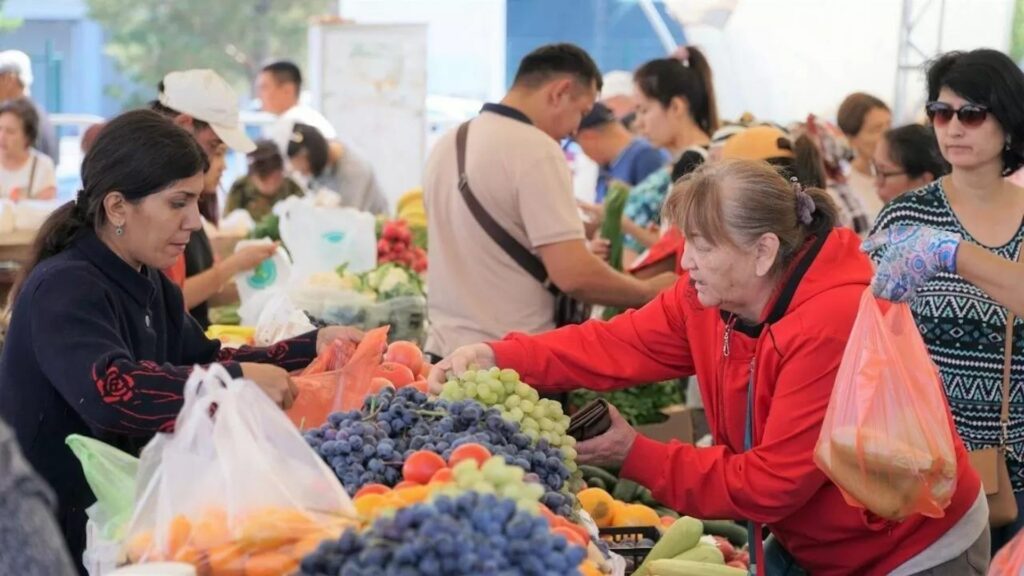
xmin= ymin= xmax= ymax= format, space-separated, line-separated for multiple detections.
xmin=636 ymin=404 xmax=693 ymax=443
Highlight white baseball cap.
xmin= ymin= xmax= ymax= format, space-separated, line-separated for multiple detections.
xmin=601 ymin=70 xmax=635 ymax=101
xmin=159 ymin=69 xmax=256 ymax=153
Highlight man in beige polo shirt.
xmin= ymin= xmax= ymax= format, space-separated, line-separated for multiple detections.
xmin=424 ymin=44 xmax=662 ymax=358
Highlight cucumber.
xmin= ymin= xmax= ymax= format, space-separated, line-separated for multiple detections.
xmin=655 ymin=506 xmax=679 ymax=519
xmin=587 ymin=477 xmax=607 ymax=491
xmin=701 ymin=520 xmax=748 ymax=547
xmin=601 ymin=182 xmax=630 ymax=271
xmin=579 ymin=465 xmax=618 ymax=490
xmin=674 ymin=544 xmax=724 ymax=564
xmin=612 ymin=478 xmax=642 ymax=503
xmin=638 ymin=487 xmax=659 ymax=507
xmin=648 ymin=559 xmax=746 ymax=576
xmin=633 ymin=516 xmax=704 ymax=576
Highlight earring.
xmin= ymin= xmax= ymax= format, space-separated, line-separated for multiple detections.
xmin=1006 ymin=137 xmax=1013 ymax=152
xmin=115 ymin=226 xmax=124 ymax=236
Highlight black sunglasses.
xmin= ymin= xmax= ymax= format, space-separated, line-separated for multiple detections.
xmin=925 ymin=101 xmax=990 ymax=128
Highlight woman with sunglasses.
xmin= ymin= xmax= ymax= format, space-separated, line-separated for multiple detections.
xmin=868 ymin=48 xmax=1024 ymax=553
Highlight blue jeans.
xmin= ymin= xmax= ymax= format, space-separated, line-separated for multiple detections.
xmin=991 ymin=490 xmax=1024 ymax=553
xmin=763 ymin=535 xmax=808 ymax=576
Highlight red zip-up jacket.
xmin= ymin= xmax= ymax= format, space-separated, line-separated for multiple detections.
xmin=490 ymin=228 xmax=980 ymax=575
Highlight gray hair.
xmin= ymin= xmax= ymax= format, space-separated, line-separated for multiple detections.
xmin=0 ymin=51 xmax=32 ymax=91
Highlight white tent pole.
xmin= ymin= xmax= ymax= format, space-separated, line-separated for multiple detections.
xmin=638 ymin=0 xmax=681 ymax=54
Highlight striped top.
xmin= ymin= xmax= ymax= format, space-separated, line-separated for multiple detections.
xmin=871 ymin=179 xmax=1024 ymax=491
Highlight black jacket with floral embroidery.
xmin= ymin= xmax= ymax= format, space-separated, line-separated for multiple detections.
xmin=0 ymin=230 xmax=317 ymax=573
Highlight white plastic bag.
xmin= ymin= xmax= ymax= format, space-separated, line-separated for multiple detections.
xmin=278 ymin=200 xmax=377 ymax=280
xmin=242 ymin=290 xmax=316 ymax=346
xmin=121 ymin=365 xmax=356 ymax=572
xmin=232 ymin=239 xmax=292 ymax=306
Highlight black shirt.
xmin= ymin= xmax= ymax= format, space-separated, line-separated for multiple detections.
xmin=184 ymin=228 xmax=215 ymax=329
xmin=0 ymin=230 xmax=317 ymax=572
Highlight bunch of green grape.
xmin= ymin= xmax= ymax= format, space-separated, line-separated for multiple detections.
xmin=445 ymin=457 xmax=546 ymax=512
xmin=440 ymin=368 xmax=578 ymax=471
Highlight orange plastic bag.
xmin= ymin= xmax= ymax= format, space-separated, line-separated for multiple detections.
xmin=285 ymin=339 xmax=358 ymax=429
xmin=814 ymin=289 xmax=957 ymax=520
xmin=334 ymin=326 xmax=390 ymax=412
xmin=991 ymin=530 xmax=1024 ymax=575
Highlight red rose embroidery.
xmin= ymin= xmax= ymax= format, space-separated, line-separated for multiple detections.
xmin=265 ymin=341 xmax=290 ymax=362
xmin=94 ymin=364 xmax=136 ymax=404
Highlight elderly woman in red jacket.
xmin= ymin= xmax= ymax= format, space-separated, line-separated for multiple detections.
xmin=430 ymin=159 xmax=986 ymax=576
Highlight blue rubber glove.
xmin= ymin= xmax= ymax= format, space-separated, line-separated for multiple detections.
xmin=861 ymin=226 xmax=962 ymax=302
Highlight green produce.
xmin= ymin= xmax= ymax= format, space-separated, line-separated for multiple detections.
xmin=587 ymin=477 xmax=607 ymax=491
xmin=655 ymin=506 xmax=680 ymax=519
xmin=701 ymin=519 xmax=748 ymax=547
xmin=570 ymin=381 xmax=683 ymax=426
xmin=208 ymin=305 xmax=241 ymax=326
xmin=634 ymin=516 xmax=704 ymax=576
xmin=601 ymin=181 xmax=630 ymax=271
xmin=579 ymin=465 xmax=618 ymax=488
xmin=638 ymin=487 xmax=659 ymax=507
xmin=647 ymin=559 xmax=746 ymax=576
xmin=250 ymin=213 xmax=281 ymax=243
xmin=675 ymin=544 xmax=725 ymax=564
xmin=612 ymin=478 xmax=642 ymax=503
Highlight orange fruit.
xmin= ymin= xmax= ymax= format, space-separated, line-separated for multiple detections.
xmin=429 ymin=467 xmax=454 ymax=484
xmin=579 ymin=560 xmax=603 ymax=576
xmin=394 ymin=484 xmax=430 ymax=505
xmin=353 ymin=493 xmax=389 ymax=519
xmin=384 ymin=341 xmax=424 ymax=375
xmin=354 ymin=483 xmax=391 ymax=499
xmin=207 ymin=543 xmax=246 ymax=576
xmin=576 ymin=488 xmax=615 ymax=528
xmin=239 ymin=507 xmax=315 ymax=552
xmin=172 ymin=545 xmax=203 ymax=567
xmin=167 ymin=514 xmax=193 ymax=557
xmin=244 ymin=551 xmax=299 ymax=576
xmin=192 ymin=507 xmax=231 ymax=549
xmin=611 ymin=503 xmax=660 ymax=528
xmin=125 ymin=530 xmax=156 ymax=563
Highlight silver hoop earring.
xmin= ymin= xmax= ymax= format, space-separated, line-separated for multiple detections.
xmin=115 ymin=226 xmax=124 ymax=236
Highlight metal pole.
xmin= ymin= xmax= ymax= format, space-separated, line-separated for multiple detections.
xmin=637 ymin=0 xmax=679 ymax=54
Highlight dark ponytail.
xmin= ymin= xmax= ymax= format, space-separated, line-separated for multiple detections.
xmin=7 ymin=109 xmax=207 ymax=308
xmin=634 ymin=46 xmax=720 ymax=135
xmin=789 ymin=134 xmax=828 ymax=189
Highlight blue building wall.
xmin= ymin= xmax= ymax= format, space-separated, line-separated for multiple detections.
xmin=506 ymin=0 xmax=685 ymax=84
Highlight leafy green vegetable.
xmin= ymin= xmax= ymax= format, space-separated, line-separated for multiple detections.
xmin=570 ymin=380 xmax=684 ymax=426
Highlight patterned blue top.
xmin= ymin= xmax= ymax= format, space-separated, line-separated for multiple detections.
xmin=622 ymin=167 xmax=671 ymax=253
xmin=871 ymin=179 xmax=1024 ymax=491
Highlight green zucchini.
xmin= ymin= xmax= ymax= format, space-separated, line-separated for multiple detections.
xmin=579 ymin=465 xmax=618 ymax=490
xmin=600 ymin=181 xmax=630 ymax=271
xmin=702 ymin=519 xmax=748 ymax=547
xmin=612 ymin=478 xmax=642 ymax=502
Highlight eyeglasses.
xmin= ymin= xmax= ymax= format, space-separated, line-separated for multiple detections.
xmin=872 ymin=164 xmax=907 ymax=183
xmin=925 ymin=101 xmax=990 ymax=128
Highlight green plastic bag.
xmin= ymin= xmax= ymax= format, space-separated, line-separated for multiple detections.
xmin=66 ymin=434 xmax=139 ymax=540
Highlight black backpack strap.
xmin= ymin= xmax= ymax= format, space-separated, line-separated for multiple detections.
xmin=455 ymin=121 xmax=557 ymax=295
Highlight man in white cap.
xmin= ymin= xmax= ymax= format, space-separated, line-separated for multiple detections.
xmin=0 ymin=50 xmax=58 ymax=163
xmin=599 ymin=70 xmax=638 ymax=127
xmin=150 ymin=69 xmax=276 ymax=329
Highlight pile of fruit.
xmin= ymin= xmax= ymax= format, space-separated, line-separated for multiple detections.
xmin=305 ymin=385 xmax=577 ymax=518
xmin=298 ymin=492 xmax=593 ymax=576
xmin=124 ymin=505 xmax=357 ymax=576
xmin=377 ymin=219 xmax=427 ymax=273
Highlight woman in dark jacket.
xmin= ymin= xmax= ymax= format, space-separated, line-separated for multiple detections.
xmin=0 ymin=110 xmax=358 ymax=572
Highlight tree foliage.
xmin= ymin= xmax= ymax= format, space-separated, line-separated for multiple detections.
xmin=86 ymin=0 xmax=332 ymax=103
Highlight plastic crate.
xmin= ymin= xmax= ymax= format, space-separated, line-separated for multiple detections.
xmin=598 ymin=526 xmax=661 ymax=572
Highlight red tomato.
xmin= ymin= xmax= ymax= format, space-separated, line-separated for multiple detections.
xmin=402 ymin=451 xmax=447 ymax=484
xmin=372 ymin=362 xmax=416 ymax=388
xmin=408 ymin=380 xmax=429 ymax=394
xmin=447 ymin=443 xmax=492 ymax=468
xmin=354 ymin=483 xmax=391 ymax=499
xmin=368 ymin=377 xmax=395 ymax=395
xmin=384 ymin=341 xmax=424 ymax=375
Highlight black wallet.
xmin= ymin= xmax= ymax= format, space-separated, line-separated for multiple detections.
xmin=568 ymin=399 xmax=612 ymax=441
